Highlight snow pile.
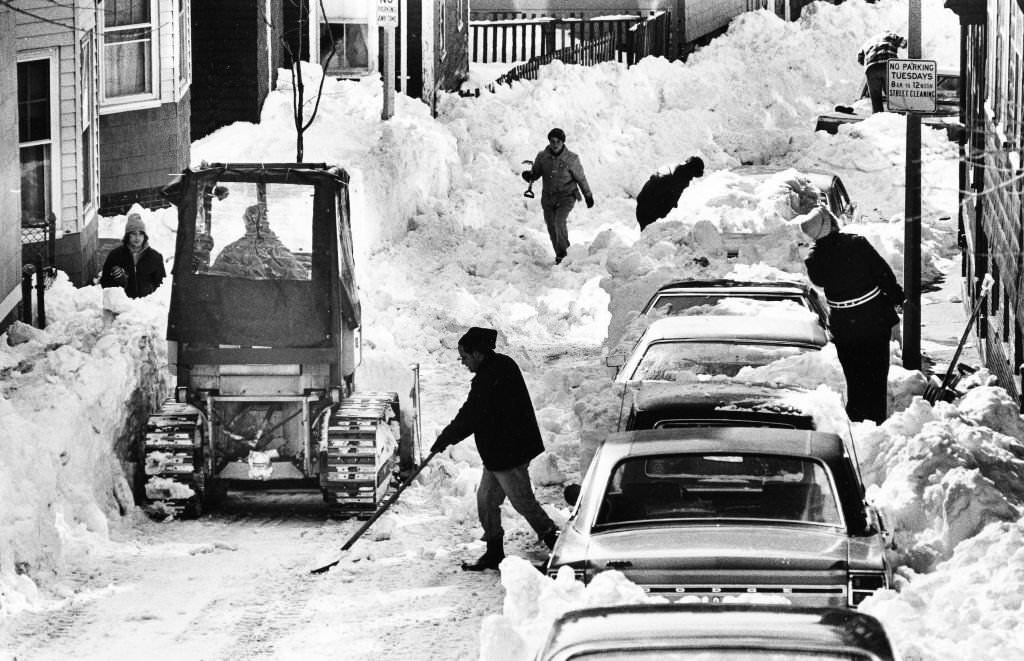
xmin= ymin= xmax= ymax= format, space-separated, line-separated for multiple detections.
xmin=0 ymin=274 xmax=169 ymax=615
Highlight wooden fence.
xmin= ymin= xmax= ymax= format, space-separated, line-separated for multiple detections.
xmin=487 ymin=33 xmax=617 ymax=91
xmin=470 ymin=15 xmax=647 ymax=64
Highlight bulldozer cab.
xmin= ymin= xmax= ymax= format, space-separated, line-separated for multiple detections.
xmin=162 ymin=163 xmax=360 ymax=383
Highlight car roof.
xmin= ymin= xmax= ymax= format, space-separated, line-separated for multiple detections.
xmin=653 ymin=278 xmax=812 ymax=294
xmin=640 ymin=314 xmax=827 ymax=347
xmin=604 ymin=427 xmax=843 ymax=460
xmin=729 ymin=165 xmax=840 ymax=192
xmin=539 ymin=604 xmax=895 ymax=660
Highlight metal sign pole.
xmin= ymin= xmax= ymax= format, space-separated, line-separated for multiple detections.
xmin=379 ymin=0 xmax=398 ymax=120
xmin=903 ymin=0 xmax=923 ymax=370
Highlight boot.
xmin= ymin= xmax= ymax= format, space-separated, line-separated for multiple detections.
xmin=541 ymin=530 xmax=558 ymax=551
xmin=462 ymin=539 xmax=504 ymax=571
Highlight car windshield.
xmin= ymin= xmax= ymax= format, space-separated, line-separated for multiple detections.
xmin=569 ymin=650 xmax=871 ymax=660
xmin=630 ymin=341 xmax=815 ymax=380
xmin=651 ymin=293 xmax=808 ymax=316
xmin=596 ymin=453 xmax=843 ymax=527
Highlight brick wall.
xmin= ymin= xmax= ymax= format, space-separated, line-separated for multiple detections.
xmin=99 ymin=90 xmax=191 ymax=215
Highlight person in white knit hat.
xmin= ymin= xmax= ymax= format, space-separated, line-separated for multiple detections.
xmin=100 ymin=213 xmax=165 ymax=299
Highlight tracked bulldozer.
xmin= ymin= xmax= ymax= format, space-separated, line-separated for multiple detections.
xmin=139 ymin=163 xmax=419 ymax=517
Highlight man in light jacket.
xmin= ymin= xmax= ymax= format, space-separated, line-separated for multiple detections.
xmin=522 ymin=128 xmax=594 ymax=265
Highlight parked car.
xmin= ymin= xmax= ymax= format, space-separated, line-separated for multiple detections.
xmin=608 ymin=315 xmax=828 ymax=384
xmin=621 ymin=381 xmax=817 ymax=431
xmin=546 ymin=427 xmax=893 ymax=608
xmin=535 ymin=603 xmax=899 ymax=661
xmin=716 ymin=166 xmax=856 ymax=258
xmin=641 ymin=278 xmax=830 ymax=330
xmin=815 ymin=68 xmax=964 ymax=141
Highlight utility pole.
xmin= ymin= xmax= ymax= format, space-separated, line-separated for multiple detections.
xmin=903 ymin=0 xmax=922 ymax=370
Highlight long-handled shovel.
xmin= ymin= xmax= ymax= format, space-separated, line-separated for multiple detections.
xmin=924 ymin=273 xmax=994 ymax=403
xmin=309 ymin=451 xmax=439 ymax=574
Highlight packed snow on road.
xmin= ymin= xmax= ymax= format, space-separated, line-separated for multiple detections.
xmin=4 ymin=1 xmax=1024 ymax=660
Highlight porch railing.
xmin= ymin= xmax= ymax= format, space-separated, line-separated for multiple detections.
xmin=488 ymin=33 xmax=617 ymax=91
xmin=470 ymin=15 xmax=646 ymax=64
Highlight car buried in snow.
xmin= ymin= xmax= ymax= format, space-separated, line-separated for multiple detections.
xmin=534 ymin=603 xmax=899 ymax=661
xmin=640 ymin=278 xmax=830 ymax=331
xmin=814 ymin=68 xmax=964 ymax=142
xmin=607 ymin=314 xmax=828 ymax=384
xmin=546 ymin=427 xmax=893 ymax=608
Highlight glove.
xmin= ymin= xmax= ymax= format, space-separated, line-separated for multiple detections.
xmin=585 ymin=195 xmax=595 ymax=209
xmin=430 ymin=438 xmax=450 ymax=454
xmin=521 ymin=171 xmax=534 ymax=183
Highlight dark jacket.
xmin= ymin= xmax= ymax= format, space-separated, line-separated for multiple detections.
xmin=436 ymin=352 xmax=545 ymax=471
xmin=635 ymin=168 xmax=697 ymax=229
xmin=805 ymin=232 xmax=904 ymax=341
xmin=100 ymin=243 xmax=166 ymax=299
xmin=528 ymin=146 xmax=593 ymax=204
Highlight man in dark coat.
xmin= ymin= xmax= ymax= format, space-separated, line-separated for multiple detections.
xmin=857 ymin=30 xmax=907 ymax=113
xmin=522 ymin=128 xmax=594 ymax=265
xmin=799 ymin=205 xmax=904 ymax=424
xmin=635 ymin=156 xmax=705 ymax=231
xmin=431 ymin=326 xmax=559 ymax=571
xmin=100 ymin=213 xmax=166 ymax=299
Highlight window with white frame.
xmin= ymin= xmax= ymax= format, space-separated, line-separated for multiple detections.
xmin=103 ymin=0 xmax=157 ymax=101
xmin=81 ymin=31 xmax=98 ymax=209
xmin=178 ymin=0 xmax=191 ymax=88
xmin=17 ymin=58 xmax=56 ymax=226
xmin=320 ymin=0 xmax=371 ymax=76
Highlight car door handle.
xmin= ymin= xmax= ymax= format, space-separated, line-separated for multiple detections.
xmin=605 ymin=561 xmax=632 ymax=569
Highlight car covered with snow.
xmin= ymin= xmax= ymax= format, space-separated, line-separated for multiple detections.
xmin=620 ymin=381 xmax=817 ymax=432
xmin=535 ymin=603 xmax=898 ymax=661
xmin=546 ymin=428 xmax=892 ymax=608
xmin=608 ymin=315 xmax=828 ymax=384
xmin=641 ymin=278 xmax=830 ymax=330
xmin=814 ymin=68 xmax=964 ymax=141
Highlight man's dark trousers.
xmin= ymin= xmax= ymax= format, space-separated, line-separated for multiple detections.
xmin=835 ymin=333 xmax=891 ymax=423
xmin=542 ymin=197 xmax=574 ymax=261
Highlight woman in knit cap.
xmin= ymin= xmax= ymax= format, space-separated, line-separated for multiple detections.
xmin=794 ymin=184 xmax=904 ymax=424
xmin=431 ymin=326 xmax=559 ymax=571
xmin=100 ymin=213 xmax=166 ymax=299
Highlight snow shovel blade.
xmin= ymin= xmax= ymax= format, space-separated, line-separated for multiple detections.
xmin=309 ymin=451 xmax=438 ymax=574
xmin=523 ymin=187 xmax=535 ymax=198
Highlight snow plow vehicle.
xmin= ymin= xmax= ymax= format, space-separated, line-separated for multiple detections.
xmin=139 ymin=163 xmax=417 ymax=517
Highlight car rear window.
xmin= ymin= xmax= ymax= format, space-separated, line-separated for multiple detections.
xmin=596 ymin=453 xmax=842 ymax=527
xmin=651 ymin=293 xmax=808 ymax=316
xmin=631 ymin=341 xmax=814 ymax=380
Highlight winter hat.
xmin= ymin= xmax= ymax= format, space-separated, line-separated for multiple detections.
xmin=798 ymin=207 xmax=836 ymax=241
xmin=547 ymin=127 xmax=566 ymax=142
xmin=124 ymin=213 xmax=147 ymax=238
xmin=458 ymin=326 xmax=498 ymax=353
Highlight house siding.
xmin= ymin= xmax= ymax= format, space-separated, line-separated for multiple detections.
xmin=99 ymin=89 xmax=191 ymax=213
xmin=1 ymin=9 xmax=20 ymax=327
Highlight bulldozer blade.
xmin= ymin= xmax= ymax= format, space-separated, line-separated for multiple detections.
xmin=309 ymin=451 xmax=439 ymax=574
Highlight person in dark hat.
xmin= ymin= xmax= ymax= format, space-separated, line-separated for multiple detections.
xmin=100 ymin=213 xmax=166 ymax=299
xmin=522 ymin=128 xmax=594 ymax=264
xmin=430 ymin=326 xmax=559 ymax=571
xmin=635 ymin=156 xmax=705 ymax=231
xmin=795 ymin=190 xmax=904 ymax=424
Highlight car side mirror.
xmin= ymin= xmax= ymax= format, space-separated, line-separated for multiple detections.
xmin=605 ymin=354 xmax=625 ymax=368
xmin=563 ymin=483 xmax=581 ymax=506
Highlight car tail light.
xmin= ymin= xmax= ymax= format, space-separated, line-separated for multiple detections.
xmin=848 ymin=571 xmax=888 ymax=607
